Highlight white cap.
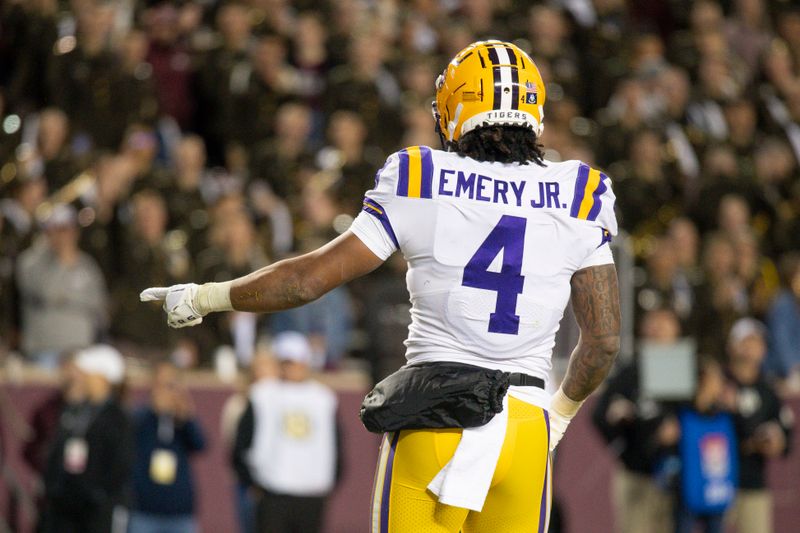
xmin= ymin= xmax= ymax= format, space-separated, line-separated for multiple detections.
xmin=41 ymin=203 xmax=77 ymax=229
xmin=75 ymin=344 xmax=126 ymax=384
xmin=272 ymin=331 xmax=312 ymax=365
xmin=728 ymin=318 xmax=766 ymax=347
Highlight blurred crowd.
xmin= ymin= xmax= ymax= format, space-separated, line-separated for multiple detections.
xmin=1 ymin=0 xmax=799 ymax=383
xmin=1 ymin=0 xmax=800 ymax=531
xmin=10 ymin=333 xmax=339 ymax=533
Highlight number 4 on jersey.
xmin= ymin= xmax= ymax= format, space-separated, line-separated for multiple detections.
xmin=462 ymin=215 xmax=527 ymax=335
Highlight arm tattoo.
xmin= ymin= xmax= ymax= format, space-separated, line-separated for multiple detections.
xmin=562 ymin=263 xmax=621 ymax=402
xmin=228 ymin=233 xmax=384 ymax=313
xmin=231 ymin=260 xmax=318 ymax=312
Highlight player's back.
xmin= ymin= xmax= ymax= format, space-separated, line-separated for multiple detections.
xmin=350 ymin=145 xmax=617 ymax=388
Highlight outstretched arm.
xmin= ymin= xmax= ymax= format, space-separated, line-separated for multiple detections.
xmin=141 ymin=232 xmax=385 ymax=327
xmin=548 ymin=263 xmax=621 ymax=451
xmin=230 ymin=231 xmax=384 ymax=312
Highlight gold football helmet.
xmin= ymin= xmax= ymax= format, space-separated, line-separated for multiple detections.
xmin=433 ymin=40 xmax=546 ymax=144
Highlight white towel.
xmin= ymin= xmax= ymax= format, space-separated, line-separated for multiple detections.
xmin=427 ymin=394 xmax=509 ymax=511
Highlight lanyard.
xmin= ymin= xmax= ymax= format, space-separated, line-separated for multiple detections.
xmin=157 ymin=414 xmax=175 ymax=444
xmin=61 ymin=402 xmax=101 ymax=439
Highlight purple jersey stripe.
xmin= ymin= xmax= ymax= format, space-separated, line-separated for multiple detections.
xmin=363 ymin=197 xmax=400 ymax=250
xmin=570 ymin=163 xmax=590 ymax=218
xmin=544 ymin=409 xmax=550 ymax=449
xmin=586 ymin=173 xmax=608 ymax=221
xmin=419 ymin=146 xmax=433 ymax=198
xmin=538 ymin=459 xmax=550 ymax=533
xmin=397 ymin=150 xmax=410 ymax=196
xmin=539 ymin=410 xmax=551 ymax=533
xmin=380 ymin=431 xmax=401 ymax=533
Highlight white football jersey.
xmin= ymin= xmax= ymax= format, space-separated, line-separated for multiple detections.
xmin=350 ymin=146 xmax=617 ymax=407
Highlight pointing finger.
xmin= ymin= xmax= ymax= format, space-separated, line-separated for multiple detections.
xmin=140 ymin=287 xmax=169 ymax=302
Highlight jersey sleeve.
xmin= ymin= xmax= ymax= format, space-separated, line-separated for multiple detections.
xmin=578 ymin=237 xmax=615 ymax=268
xmin=349 ymin=152 xmax=402 ymax=260
xmin=568 ymin=162 xmax=618 ymax=237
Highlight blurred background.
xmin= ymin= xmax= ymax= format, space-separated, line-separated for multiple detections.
xmin=0 ymin=0 xmax=799 ymax=532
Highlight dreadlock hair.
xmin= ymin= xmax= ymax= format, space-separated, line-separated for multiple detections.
xmin=448 ymin=125 xmax=546 ymax=166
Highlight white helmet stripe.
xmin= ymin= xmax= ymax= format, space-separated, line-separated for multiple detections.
xmin=494 ymin=46 xmax=513 ymax=111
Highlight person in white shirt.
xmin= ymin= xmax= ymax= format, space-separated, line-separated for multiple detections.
xmin=232 ymin=332 xmax=339 ymax=533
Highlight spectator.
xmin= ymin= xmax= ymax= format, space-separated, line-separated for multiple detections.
xmin=117 ymin=29 xmax=158 ymax=129
xmin=195 ymin=0 xmax=254 ymax=165
xmin=318 ymin=110 xmax=382 ymax=213
xmin=120 ymin=124 xmax=169 ymax=193
xmin=359 ymin=254 xmax=412 ymax=383
xmin=730 ymin=230 xmax=777 ymax=317
xmin=723 ymin=99 xmax=760 ymax=178
xmin=289 ymin=11 xmax=329 ymax=104
xmin=614 ymin=130 xmax=677 ymax=235
xmin=16 ymin=204 xmax=107 ymax=368
xmin=76 ymin=153 xmax=137 ymax=283
xmin=725 ymin=318 xmax=794 ymax=533
xmin=233 ymin=332 xmax=340 ymax=533
xmin=46 ymin=1 xmax=129 ymax=150
xmin=196 ymin=209 xmax=269 ymax=363
xmin=325 ymin=32 xmax=402 ymax=150
xmin=272 ymin=184 xmax=354 ymax=369
xmin=228 ymin=34 xmax=297 ymax=150
xmin=656 ymin=68 xmax=701 ymax=191
xmin=0 ymin=0 xmax=58 ymax=110
xmin=668 ymin=357 xmax=737 ymax=533
xmin=143 ymin=3 xmax=196 ymax=129
xmin=527 ymin=5 xmax=582 ymax=105
xmin=765 ymin=253 xmax=800 ymax=382
xmin=724 ymin=0 xmax=771 ymax=76
xmin=222 ymin=351 xmax=279 ymax=533
xmin=0 ymin=173 xmax=47 ymax=255
xmin=399 ymin=60 xmax=438 ymax=110
xmin=0 ymin=173 xmax=47 ymax=344
xmin=592 ymin=308 xmax=682 ymax=533
xmin=129 ymin=362 xmax=206 ymax=533
xmin=694 ymin=233 xmax=747 ymax=356
xmin=634 ymin=237 xmax=698 ymax=334
xmin=40 ymin=344 xmax=132 ymax=533
xmin=249 ymin=102 xmax=315 ymax=202
xmin=112 ymin=190 xmax=189 ymax=352
xmin=667 ymin=217 xmax=702 ymax=284
xmin=33 ymin=107 xmax=81 ymax=192
xmin=163 ymin=135 xmax=212 ymax=257
xmin=22 ymin=356 xmax=84 ymax=525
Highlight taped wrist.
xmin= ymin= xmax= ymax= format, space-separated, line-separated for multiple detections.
xmin=551 ymin=387 xmax=583 ymax=419
xmin=548 ymin=387 xmax=585 ymax=451
xmin=194 ymin=281 xmax=233 ymax=315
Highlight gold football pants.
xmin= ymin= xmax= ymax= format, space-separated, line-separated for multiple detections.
xmin=370 ymin=396 xmax=551 ymax=532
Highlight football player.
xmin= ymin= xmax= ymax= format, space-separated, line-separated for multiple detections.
xmin=142 ymin=40 xmax=620 ymax=532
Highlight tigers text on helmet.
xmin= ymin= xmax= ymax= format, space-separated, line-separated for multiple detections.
xmin=432 ymin=40 xmax=546 ymax=145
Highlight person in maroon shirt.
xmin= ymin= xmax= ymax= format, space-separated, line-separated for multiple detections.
xmin=22 ymin=357 xmax=84 ymax=526
xmin=143 ymin=3 xmax=195 ymax=129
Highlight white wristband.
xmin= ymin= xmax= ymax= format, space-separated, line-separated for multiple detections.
xmin=548 ymin=387 xmax=585 ymax=452
xmin=194 ymin=281 xmax=234 ymax=315
xmin=551 ymin=387 xmax=583 ymax=418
